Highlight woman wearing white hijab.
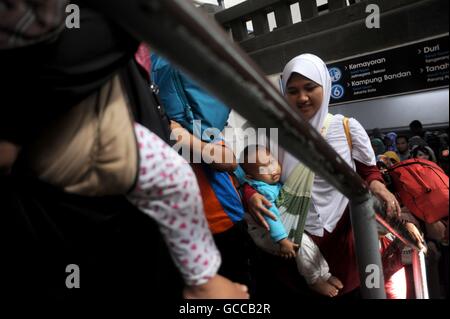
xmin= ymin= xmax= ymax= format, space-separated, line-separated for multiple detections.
xmin=245 ymin=54 xmax=401 ymax=296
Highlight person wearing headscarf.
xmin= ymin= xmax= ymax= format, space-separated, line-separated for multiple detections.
xmin=371 ymin=138 xmax=386 ymax=156
xmin=411 ymin=145 xmax=437 ymax=163
xmin=385 ymin=132 xmax=398 ymax=152
xmin=384 ymin=151 xmax=400 ymax=166
xmin=244 ymin=54 xmax=401 ymax=297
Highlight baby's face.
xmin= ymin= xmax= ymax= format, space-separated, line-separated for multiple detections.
xmin=249 ymin=149 xmax=282 ymax=185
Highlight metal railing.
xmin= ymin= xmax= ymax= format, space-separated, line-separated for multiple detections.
xmin=88 ymin=0 xmax=425 ymax=299
xmin=213 ymin=0 xmax=449 ymax=76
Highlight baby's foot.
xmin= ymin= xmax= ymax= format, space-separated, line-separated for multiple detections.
xmin=328 ymin=276 xmax=344 ymax=290
xmin=310 ymin=279 xmax=339 ymax=297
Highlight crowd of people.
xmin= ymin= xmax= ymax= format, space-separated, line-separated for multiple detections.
xmin=369 ymin=121 xmax=449 ymax=299
xmin=371 ymin=122 xmax=449 ymax=174
xmin=1 ymin=0 xmax=448 ymax=302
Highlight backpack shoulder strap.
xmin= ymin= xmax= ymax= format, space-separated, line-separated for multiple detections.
xmin=343 ymin=117 xmax=353 ymax=151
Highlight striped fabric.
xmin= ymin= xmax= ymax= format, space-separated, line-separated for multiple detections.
xmin=276 ymin=114 xmax=333 ymax=245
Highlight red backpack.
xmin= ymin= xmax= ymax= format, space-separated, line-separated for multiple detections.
xmin=388 ymin=158 xmax=449 ymax=223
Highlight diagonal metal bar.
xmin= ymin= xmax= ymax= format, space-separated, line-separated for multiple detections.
xmin=89 ymin=0 xmax=368 ymax=202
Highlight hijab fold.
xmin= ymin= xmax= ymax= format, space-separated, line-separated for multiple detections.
xmin=282 ymin=54 xmax=331 ymax=134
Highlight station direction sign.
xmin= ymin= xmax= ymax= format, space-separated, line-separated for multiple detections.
xmin=327 ymin=35 xmax=449 ymax=105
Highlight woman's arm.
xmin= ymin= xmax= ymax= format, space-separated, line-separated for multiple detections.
xmin=350 ymin=118 xmax=401 ymax=218
xmin=129 ymin=123 xmax=249 ymax=298
xmin=355 ymin=161 xmax=401 ymax=218
xmin=405 ymin=222 xmax=427 ymax=253
xmin=170 ymin=121 xmax=237 ymax=172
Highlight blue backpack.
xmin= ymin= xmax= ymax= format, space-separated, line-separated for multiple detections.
xmin=151 ymin=54 xmax=231 ymax=141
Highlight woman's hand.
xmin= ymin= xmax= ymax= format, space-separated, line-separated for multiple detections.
xmin=170 ymin=120 xmax=237 ymax=172
xmin=369 ymin=180 xmax=401 ymax=218
xmin=405 ymin=222 xmax=427 ymax=253
xmin=170 ymin=120 xmax=183 ymax=131
xmin=247 ymin=193 xmax=277 ymax=231
xmin=183 ymin=274 xmax=249 ymax=299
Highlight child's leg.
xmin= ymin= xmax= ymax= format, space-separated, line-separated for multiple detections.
xmin=128 ymin=123 xmax=221 ymax=286
xmin=245 ymin=213 xmax=280 ymax=256
xmin=296 ymin=234 xmax=342 ymax=297
xmin=296 ymin=234 xmax=329 ymax=283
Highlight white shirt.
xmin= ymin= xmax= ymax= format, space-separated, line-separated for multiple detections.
xmin=280 ymin=115 xmax=376 ymax=237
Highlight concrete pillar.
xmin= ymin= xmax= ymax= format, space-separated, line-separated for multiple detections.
xmin=274 ymin=2 xmax=294 ymax=27
xmin=299 ymin=0 xmax=318 ymax=20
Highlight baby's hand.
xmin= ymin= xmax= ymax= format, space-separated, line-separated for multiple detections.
xmin=278 ymin=238 xmax=299 ymax=259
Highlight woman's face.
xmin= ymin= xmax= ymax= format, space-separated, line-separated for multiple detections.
xmin=285 ymin=73 xmax=323 ymax=121
xmin=416 ymin=150 xmax=430 ymax=160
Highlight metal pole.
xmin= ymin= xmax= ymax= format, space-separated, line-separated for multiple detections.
xmin=412 ymin=250 xmax=430 ymax=299
xmin=350 ymin=195 xmax=386 ymax=299
xmin=372 ymin=196 xmax=419 ymax=248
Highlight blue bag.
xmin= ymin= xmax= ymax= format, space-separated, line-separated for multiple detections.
xmin=151 ymin=53 xmax=231 ymax=141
